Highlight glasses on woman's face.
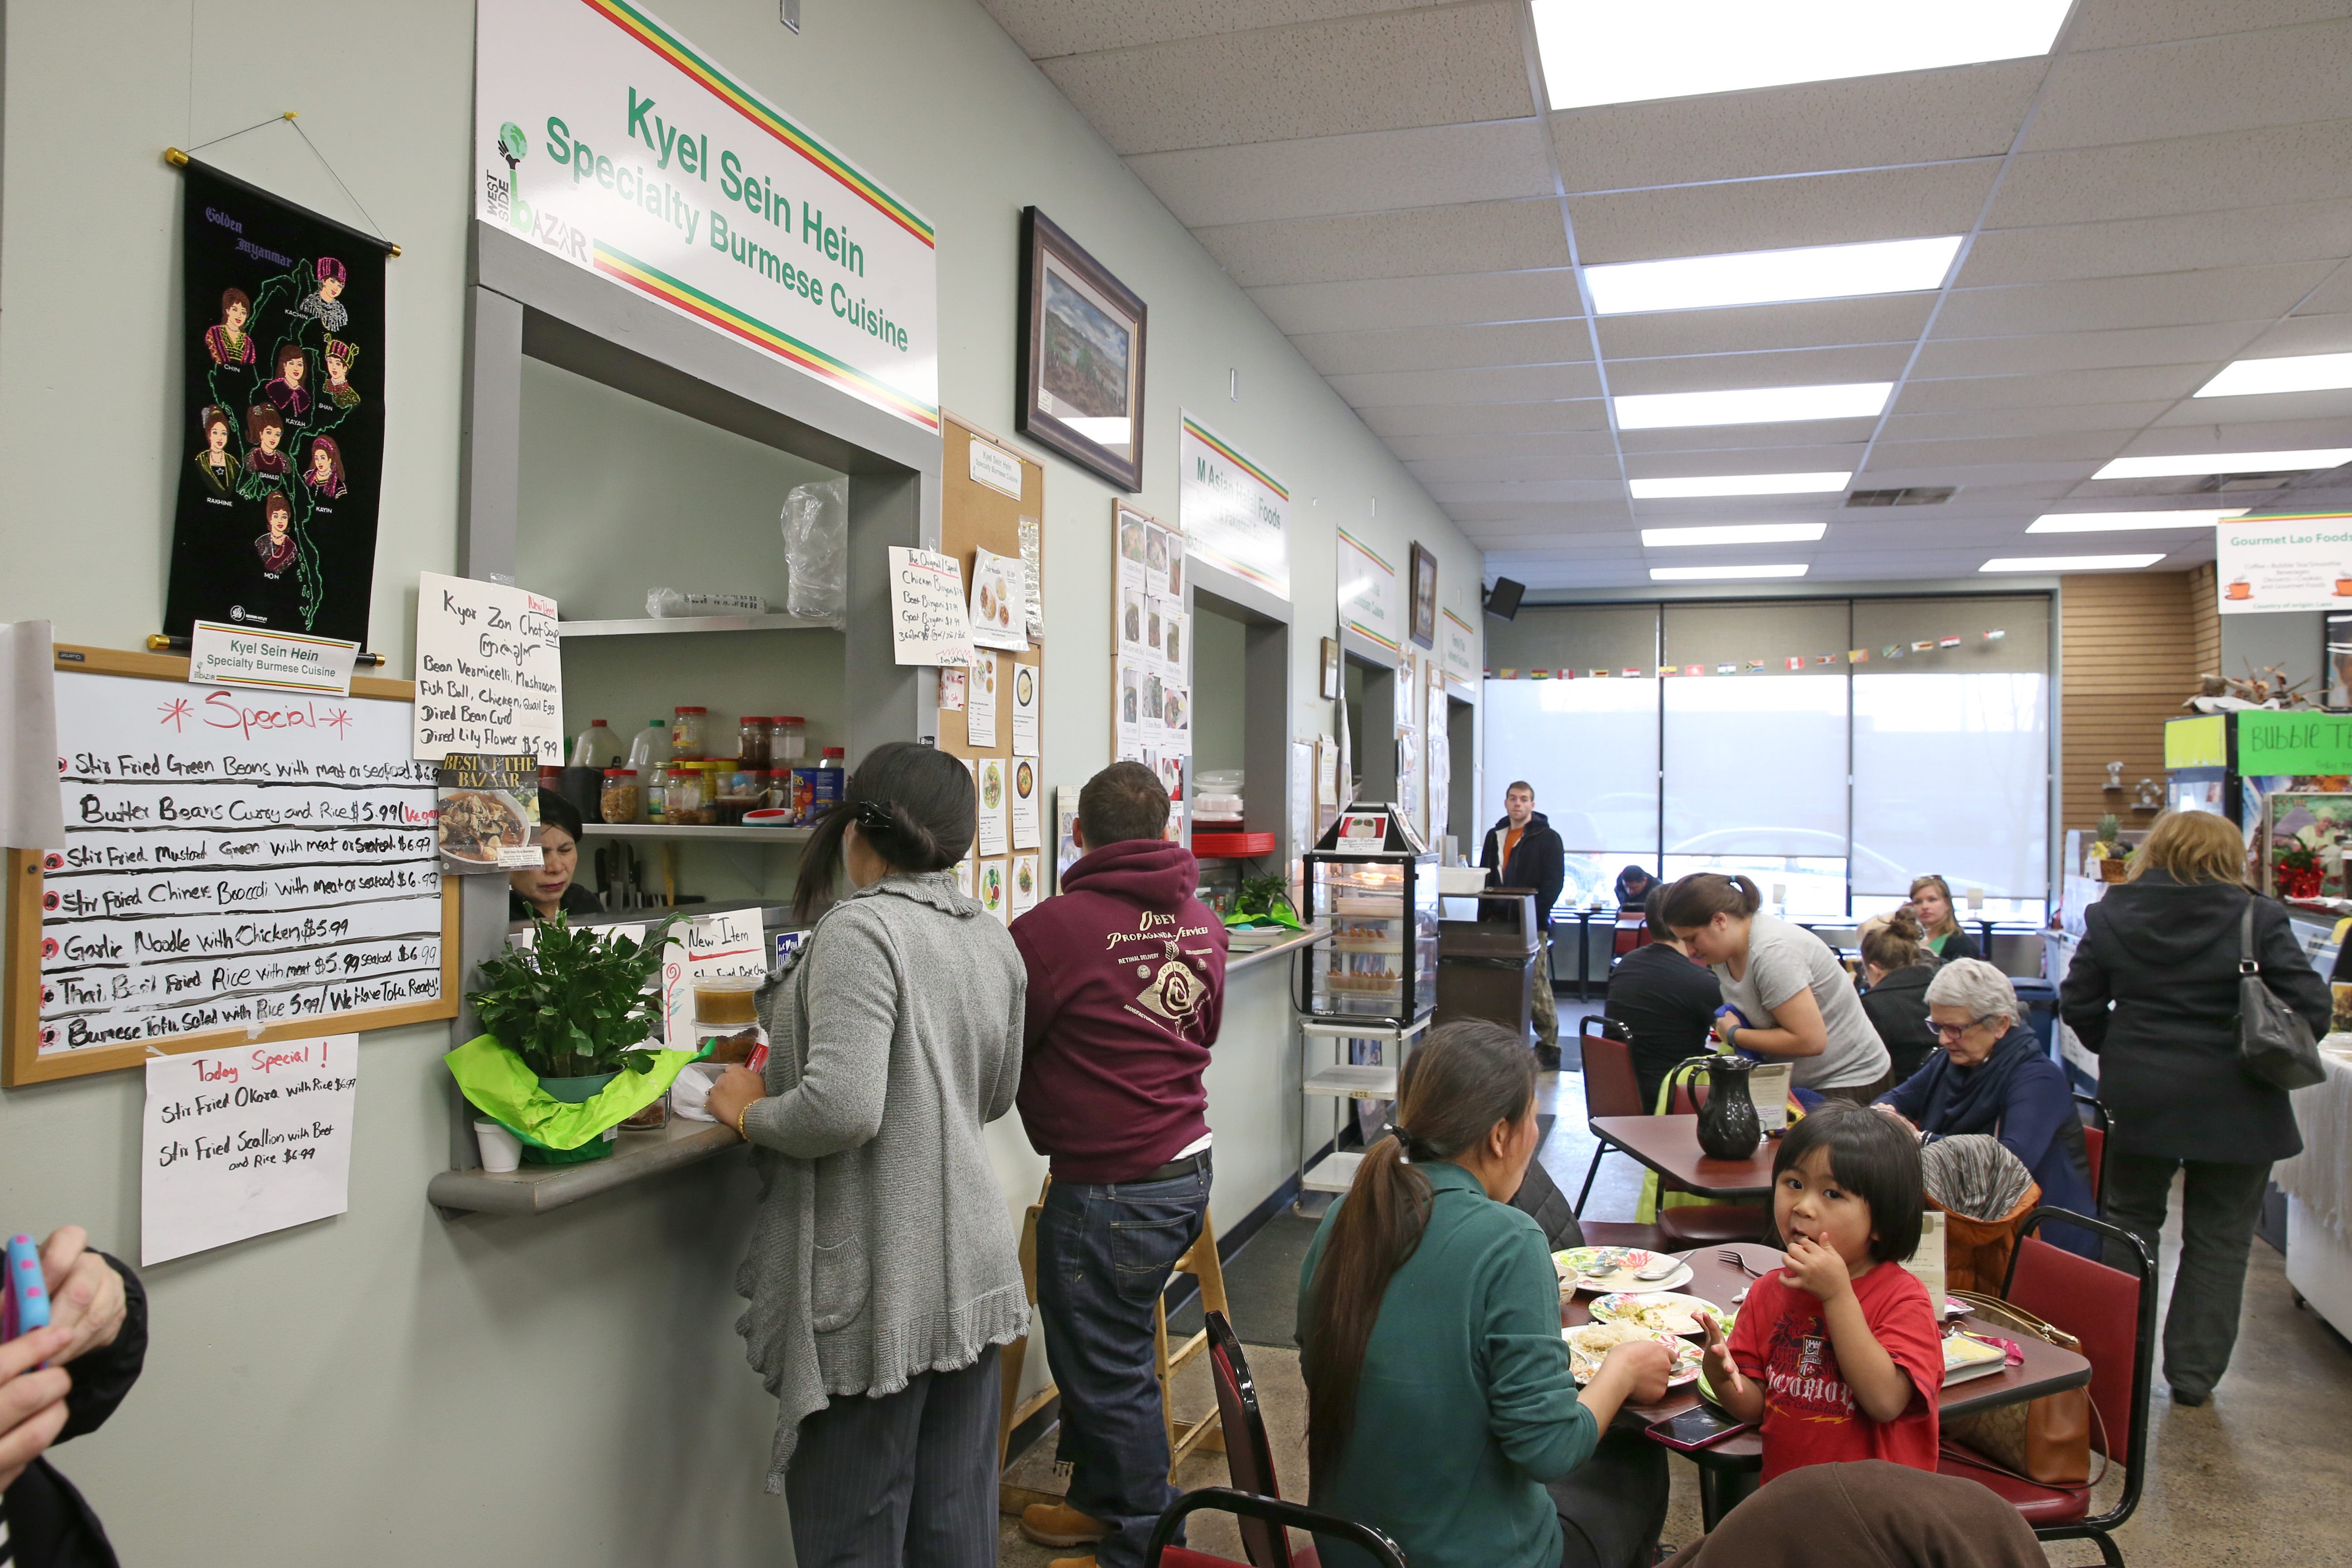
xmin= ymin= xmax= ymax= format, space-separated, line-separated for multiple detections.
xmin=1928 ymin=1014 xmax=1993 ymax=1040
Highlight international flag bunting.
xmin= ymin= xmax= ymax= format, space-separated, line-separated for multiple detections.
xmin=1815 ymin=654 xmax=1836 ymax=666
xmin=1530 ymin=669 xmax=1553 ymax=679
xmin=1590 ymin=669 xmax=1611 ymax=679
xmin=1939 ymin=636 xmax=1961 ymax=649
xmin=1848 ymin=648 xmax=1870 ymax=663
xmin=1785 ymin=656 xmax=1804 ymax=670
xmin=1912 ymin=640 xmax=1936 ymax=652
xmin=1659 ymin=665 xmax=1677 ymax=677
xmin=1685 ymin=664 xmax=1705 ymax=677
xmin=1886 ymin=645 xmax=1905 ymax=660
xmin=1745 ymin=660 xmax=1765 ymax=673
xmin=1622 ymin=667 xmax=1642 ymax=678
xmin=1715 ymin=662 xmax=1737 ymax=675
xmin=1984 ymin=629 xmax=2006 ymax=642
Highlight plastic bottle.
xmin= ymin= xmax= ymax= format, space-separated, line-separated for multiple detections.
xmin=629 ymin=720 xmax=672 ymax=823
xmin=820 ymin=747 xmax=845 ymax=769
xmin=570 ymin=719 xmax=622 ymax=769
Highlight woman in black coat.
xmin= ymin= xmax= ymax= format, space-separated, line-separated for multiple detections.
xmin=1857 ymin=909 xmax=1942 ymax=1084
xmin=2059 ymin=810 xmax=2328 ymax=1405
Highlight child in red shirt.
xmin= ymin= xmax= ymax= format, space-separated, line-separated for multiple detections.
xmin=1700 ymin=1103 xmax=1945 ymax=1482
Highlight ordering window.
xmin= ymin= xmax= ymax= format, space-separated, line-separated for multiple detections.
xmin=1482 ymin=595 xmax=2050 ymax=917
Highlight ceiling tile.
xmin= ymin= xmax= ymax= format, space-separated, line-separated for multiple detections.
xmin=1247 ymin=267 xmax=1583 ymax=335
xmin=1196 ymin=199 xmax=1570 ymax=288
xmin=2066 ymin=0 xmax=2352 ymax=54
xmin=2023 ymin=21 xmax=2352 ymax=153
xmin=1034 ymin=3 xmax=1529 ymax=154
xmin=1623 ymin=446 xmax=1866 ymax=480
xmin=1907 ymin=323 xmax=2261 ymax=378
xmin=1422 ymin=479 xmax=1632 ymax=505
xmin=1443 ymin=500 xmax=1632 ymax=525
xmin=1882 ymin=402 xmax=2174 ymax=439
xmin=1125 ymin=119 xmax=1553 ymax=228
xmin=1568 ymin=163 xmax=2000 ymax=265
xmin=1359 ymin=400 xmax=1610 ymax=438
xmin=1990 ymin=120 xmax=2352 ymax=229
xmin=1932 ymin=262 xmax=2335 ymax=337
xmin=1893 ymin=364 xmax=2212 ymax=411
xmin=1553 ymin=60 xmax=2039 ymax=193
xmin=1385 ymin=430 xmax=1622 ymax=461
xmin=2289 ymin=263 xmax=2352 ymax=314
xmin=980 ymin=0 xmax=1451 ymax=59
xmin=1602 ymin=343 xmax=1912 ymax=395
xmin=1328 ymin=363 xmax=1604 ymax=407
xmin=1615 ymin=417 xmax=1883 ymax=453
xmin=2243 ymin=312 xmax=2352 ymax=354
xmin=2143 ymin=410 xmax=2352 ymax=446
xmin=1959 ymin=200 xmax=2352 ymax=286
xmin=1296 ymin=318 xmax=1593 ymax=376
xmin=1593 ymin=296 xmax=1934 ymax=361
xmin=1856 ymin=458 xmax=2103 ymax=487
xmin=1864 ymin=433 xmax=2137 ymax=468
xmin=1406 ymin=454 xmax=1626 ymax=484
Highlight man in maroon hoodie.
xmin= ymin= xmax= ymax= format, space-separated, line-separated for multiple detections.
xmin=1010 ymin=762 xmax=1228 ymax=1568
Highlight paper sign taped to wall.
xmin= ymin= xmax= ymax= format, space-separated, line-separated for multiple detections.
xmin=887 ymin=547 xmax=973 ymax=666
xmin=142 ymin=1034 xmax=358 ymax=1265
xmin=412 ymin=572 xmax=563 ymax=762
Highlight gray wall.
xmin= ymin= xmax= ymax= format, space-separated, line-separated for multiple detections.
xmin=0 ymin=2 xmax=1483 ymax=1563
xmin=2221 ymin=610 xmax=2325 ymax=699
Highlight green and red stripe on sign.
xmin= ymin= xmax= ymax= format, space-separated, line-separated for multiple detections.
xmin=1182 ymin=417 xmax=1289 ymax=500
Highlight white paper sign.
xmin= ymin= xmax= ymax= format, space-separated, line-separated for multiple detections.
xmin=1442 ymin=607 xmax=1478 ymax=684
xmin=2215 ymin=512 xmax=2352 ymax=613
xmin=1009 ymin=851 xmax=1040 ymax=921
xmin=1749 ymin=1061 xmax=1793 ymax=1133
xmin=188 ymin=621 xmax=358 ymax=698
xmin=969 ymin=548 xmax=1028 ymax=652
xmin=1019 ymin=516 xmax=1044 ymax=637
xmin=1010 ymin=662 xmax=1039 ymax=757
xmin=970 ymin=438 xmax=1024 ymax=499
xmin=412 ymin=572 xmax=563 ymax=763
xmin=1179 ymin=412 xmax=1289 ymax=599
xmin=887 ymin=546 xmax=974 ymax=666
xmin=1337 ymin=528 xmax=1400 ymax=656
xmin=1337 ymin=810 xmax=1389 ymax=853
xmin=966 ymin=652 xmax=998 ymax=749
xmin=142 ymin=1034 xmax=358 ymax=1265
xmin=1011 ymin=757 xmax=1041 ymax=850
xmin=976 ymin=757 xmax=1009 ymax=856
xmin=0 ymin=622 xmax=65 ymax=853
xmin=663 ymin=910 xmax=765 ymax=1049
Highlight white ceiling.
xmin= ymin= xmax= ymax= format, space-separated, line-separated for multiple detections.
xmin=980 ymin=0 xmax=2352 ymax=588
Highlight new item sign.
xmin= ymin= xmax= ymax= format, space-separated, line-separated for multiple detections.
xmin=476 ymin=0 xmax=939 ymax=431
xmin=2215 ymin=512 xmax=2352 ymax=614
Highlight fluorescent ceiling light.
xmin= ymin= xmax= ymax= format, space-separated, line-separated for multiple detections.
xmin=1615 ymin=383 xmax=1891 ymax=430
xmin=1588 ymin=237 xmax=1961 ymax=315
xmin=1630 ymin=470 xmax=1852 ymax=500
xmin=2093 ymin=448 xmax=2352 ymax=480
xmin=1980 ymin=555 xmax=2165 ymax=573
xmin=1650 ymin=564 xmax=1810 ymax=581
xmin=2195 ymin=353 xmax=2352 ymax=399
xmin=1643 ymin=523 xmax=1828 ymax=547
xmin=1534 ymin=0 xmax=2071 ymax=110
xmin=2028 ymin=510 xmax=2245 ymax=534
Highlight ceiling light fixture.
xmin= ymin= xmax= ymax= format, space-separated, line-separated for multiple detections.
xmin=2194 ymin=353 xmax=2352 ymax=399
xmin=1642 ymin=523 xmax=1828 ymax=547
xmin=1587 ymin=237 xmax=1962 ymax=315
xmin=2027 ymin=510 xmax=2246 ymax=534
xmin=1533 ymin=0 xmax=2071 ymax=110
xmin=1649 ymin=564 xmax=1810 ymax=581
xmin=2092 ymin=449 xmax=2352 ymax=480
xmin=1980 ymin=554 xmax=2165 ymax=573
xmin=1629 ymin=470 xmax=1852 ymax=499
xmin=1614 ymin=382 xmax=1892 ymax=430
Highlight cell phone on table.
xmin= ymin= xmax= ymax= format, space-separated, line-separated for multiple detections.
xmin=3 ymin=1233 xmax=50 ymax=1343
xmin=1649 ymin=1401 xmax=1755 ymax=1453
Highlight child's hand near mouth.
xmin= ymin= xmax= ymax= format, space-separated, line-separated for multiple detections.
xmin=1782 ymin=1233 xmax=1856 ymax=1302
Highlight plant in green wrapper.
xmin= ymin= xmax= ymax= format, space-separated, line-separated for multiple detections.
xmin=1226 ymin=871 xmax=1303 ymax=931
xmin=468 ymin=912 xmax=684 ymax=1081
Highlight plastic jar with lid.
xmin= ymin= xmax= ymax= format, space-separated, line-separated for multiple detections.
xmin=738 ymin=715 xmax=774 ymax=771
xmin=599 ymin=768 xmax=641 ymax=824
xmin=666 ymin=760 xmax=711 ymax=824
xmin=774 ymin=716 xmax=807 ymax=763
xmin=820 ymin=747 xmax=845 ymax=769
xmin=671 ymin=706 xmax=709 ymax=759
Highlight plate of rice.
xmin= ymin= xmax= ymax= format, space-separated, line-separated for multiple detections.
xmin=1563 ymin=1321 xmax=1703 ymax=1387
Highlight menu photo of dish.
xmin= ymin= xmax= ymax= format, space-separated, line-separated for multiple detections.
xmin=969 ymin=547 xmax=1028 ymax=652
xmin=1011 ymin=758 xmax=1041 ymax=850
xmin=966 ymin=650 xmax=999 ymax=749
xmin=977 ymin=858 xmax=1008 ymax=922
xmin=435 ymin=753 xmax=541 ymax=875
xmin=1011 ymin=662 xmax=1040 ymax=757
xmin=1009 ymin=851 xmax=1040 ymax=921
xmin=1121 ymin=585 xmax=1146 ymax=652
xmin=955 ymin=853 xmax=976 ymax=899
xmin=976 ymin=756 xmax=1009 ymax=856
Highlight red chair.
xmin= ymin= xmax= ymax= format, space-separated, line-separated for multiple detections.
xmin=1938 ymin=1207 xmax=2155 ymax=1567
xmin=1147 ymin=1490 xmax=1406 ymax=1568
xmin=1204 ymin=1311 xmax=1308 ymax=1568
xmin=1655 ymin=1059 xmax=1769 ymax=1245
xmin=2073 ymin=1093 xmax=2110 ymax=1206
xmin=1574 ymin=1017 xmax=1644 ymax=1212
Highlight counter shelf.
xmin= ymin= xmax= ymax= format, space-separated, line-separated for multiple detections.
xmin=428 ymin=1117 xmax=745 ymax=1217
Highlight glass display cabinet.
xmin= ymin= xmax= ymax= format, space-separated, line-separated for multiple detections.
xmin=1298 ymin=804 xmax=1439 ymax=1028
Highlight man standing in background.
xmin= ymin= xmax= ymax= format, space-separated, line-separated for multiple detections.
xmin=1009 ymin=762 xmax=1230 ymax=1568
xmin=1480 ymin=779 xmax=1566 ymax=1067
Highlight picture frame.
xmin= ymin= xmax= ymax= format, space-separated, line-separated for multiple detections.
xmin=1408 ymin=542 xmax=1438 ymax=650
xmin=2263 ymin=790 xmax=2352 ymax=900
xmin=1320 ymin=637 xmax=1342 ymax=701
xmin=1017 ymin=207 xmax=1147 ymax=491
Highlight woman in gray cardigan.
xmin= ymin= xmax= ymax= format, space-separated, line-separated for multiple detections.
xmin=706 ymin=742 xmax=1028 ymax=1566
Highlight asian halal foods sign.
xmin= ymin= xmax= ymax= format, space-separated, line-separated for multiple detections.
xmin=475 ymin=0 xmax=939 ymax=431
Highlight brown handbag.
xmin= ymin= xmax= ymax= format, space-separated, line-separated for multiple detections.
xmin=1942 ymin=1289 xmax=2098 ymax=1489
xmin=1930 ymin=1179 xmax=2041 ymax=1296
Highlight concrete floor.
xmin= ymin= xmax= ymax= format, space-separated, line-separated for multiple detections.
xmin=999 ymin=1001 xmax=2352 ymax=1566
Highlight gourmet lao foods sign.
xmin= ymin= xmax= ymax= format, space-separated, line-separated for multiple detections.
xmin=476 ymin=0 xmax=939 ymax=431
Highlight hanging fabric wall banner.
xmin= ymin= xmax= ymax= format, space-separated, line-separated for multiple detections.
xmin=166 ymin=161 xmax=389 ymax=644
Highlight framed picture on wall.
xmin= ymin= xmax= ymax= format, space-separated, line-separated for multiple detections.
xmin=1408 ymin=543 xmax=1438 ymax=650
xmin=1320 ymin=637 xmax=1342 ymax=700
xmin=1016 ymin=207 xmax=1147 ymax=491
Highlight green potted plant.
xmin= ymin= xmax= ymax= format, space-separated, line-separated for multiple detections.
xmin=1226 ymin=871 xmax=1303 ymax=931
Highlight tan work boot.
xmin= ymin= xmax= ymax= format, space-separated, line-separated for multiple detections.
xmin=1020 ymin=1502 xmax=1109 ymax=1548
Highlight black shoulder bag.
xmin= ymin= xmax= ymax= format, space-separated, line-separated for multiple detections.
xmin=2239 ymin=899 xmax=2327 ymax=1091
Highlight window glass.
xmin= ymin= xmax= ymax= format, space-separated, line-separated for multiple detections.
xmin=1482 ymin=675 xmax=1658 ymax=910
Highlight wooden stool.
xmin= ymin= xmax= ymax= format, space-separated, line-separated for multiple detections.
xmin=998 ymin=1178 xmax=1060 ymax=1518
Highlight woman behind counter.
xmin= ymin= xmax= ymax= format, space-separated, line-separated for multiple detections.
xmin=704 ymin=742 xmax=1028 ymax=1567
xmin=507 ymin=789 xmax=603 ymax=922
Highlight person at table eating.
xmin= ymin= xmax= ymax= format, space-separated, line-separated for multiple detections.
xmin=1874 ymin=958 xmax=2099 ymax=1258
xmin=1907 ymin=875 xmax=1981 ymax=962
xmin=1662 ymin=873 xmax=1893 ymax=1102
xmin=1856 ymin=909 xmax=1941 ymax=1084
xmin=1299 ymin=1019 xmax=1674 ymax=1568
xmin=1697 ymin=1103 xmax=1943 ymax=1483
xmin=1605 ymin=887 xmax=1723 ymax=1111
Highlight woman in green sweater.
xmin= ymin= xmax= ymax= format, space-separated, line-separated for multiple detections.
xmin=1298 ymin=1020 xmax=1673 ymax=1568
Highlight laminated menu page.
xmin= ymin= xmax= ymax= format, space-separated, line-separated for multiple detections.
xmin=435 ymin=754 xmax=542 ymax=875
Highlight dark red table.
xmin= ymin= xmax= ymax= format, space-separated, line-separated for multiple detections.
xmin=1587 ymin=1113 xmax=1779 ymax=1198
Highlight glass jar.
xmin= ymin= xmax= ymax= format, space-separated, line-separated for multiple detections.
xmin=737 ymin=715 xmax=774 ymax=771
xmin=671 ymin=706 xmax=709 ymax=759
xmin=599 ymin=768 xmax=641 ymax=824
xmin=666 ymin=760 xmax=712 ymax=824
xmin=774 ymin=715 xmax=807 ymax=763
xmin=821 ymin=746 xmax=845 ymax=769
xmin=763 ymin=769 xmax=797 ymax=818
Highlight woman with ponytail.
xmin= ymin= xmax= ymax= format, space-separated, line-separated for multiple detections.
xmin=1297 ymin=1020 xmax=1673 ymax=1568
xmin=706 ymin=742 xmax=1029 ymax=1566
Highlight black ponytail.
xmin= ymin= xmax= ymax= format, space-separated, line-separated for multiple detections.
xmin=792 ymin=742 xmax=975 ymax=921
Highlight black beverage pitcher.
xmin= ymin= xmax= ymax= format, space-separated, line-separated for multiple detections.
xmin=1663 ymin=1054 xmax=1763 ymax=1161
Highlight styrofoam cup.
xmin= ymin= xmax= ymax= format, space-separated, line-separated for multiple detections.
xmin=473 ymin=1118 xmax=523 ymax=1173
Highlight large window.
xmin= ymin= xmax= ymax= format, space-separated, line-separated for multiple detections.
xmin=1482 ymin=596 xmax=2050 ymax=916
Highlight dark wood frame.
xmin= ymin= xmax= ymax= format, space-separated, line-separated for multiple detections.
xmin=1016 ymin=207 xmax=1147 ymax=491
xmin=1408 ymin=542 xmax=1439 ymax=650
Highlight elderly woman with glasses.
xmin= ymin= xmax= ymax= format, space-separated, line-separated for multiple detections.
xmin=1873 ymin=959 xmax=2099 ymax=1258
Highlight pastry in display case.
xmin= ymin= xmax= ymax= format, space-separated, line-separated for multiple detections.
xmin=1298 ymin=804 xmax=1438 ymax=1027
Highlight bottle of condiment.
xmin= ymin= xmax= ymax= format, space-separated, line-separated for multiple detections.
xmin=738 ymin=715 xmax=774 ymax=771
xmin=774 ymin=716 xmax=807 ymax=764
xmin=667 ymin=761 xmax=710 ymax=825
xmin=671 ymin=706 xmax=709 ymax=759
xmin=600 ymin=768 xmax=640 ymax=824
xmin=627 ymin=720 xmax=671 ymax=824
xmin=571 ymin=719 xmax=622 ymax=769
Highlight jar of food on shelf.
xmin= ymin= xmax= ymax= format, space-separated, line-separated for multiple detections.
xmin=571 ymin=719 xmax=623 ymax=769
xmin=738 ymin=715 xmax=774 ymax=771
xmin=666 ymin=760 xmax=712 ymax=825
xmin=673 ymin=976 xmax=769 ymax=1119
xmin=762 ymin=769 xmax=798 ymax=819
xmin=599 ymin=768 xmax=640 ymax=824
xmin=715 ymin=768 xmax=761 ymax=826
xmin=820 ymin=746 xmax=845 ymax=769
xmin=773 ymin=715 xmax=807 ymax=764
xmin=671 ymin=706 xmax=709 ymax=759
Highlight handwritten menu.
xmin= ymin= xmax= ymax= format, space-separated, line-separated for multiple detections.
xmin=662 ymin=909 xmax=767 ymax=1049
xmin=141 ymin=1034 xmax=358 ymax=1264
xmin=412 ymin=571 xmax=564 ymax=762
xmin=887 ymin=546 xmax=974 ymax=666
xmin=38 ymin=672 xmax=439 ymax=1063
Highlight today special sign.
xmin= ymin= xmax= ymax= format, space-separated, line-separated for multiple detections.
xmin=475 ymin=0 xmax=940 ymax=431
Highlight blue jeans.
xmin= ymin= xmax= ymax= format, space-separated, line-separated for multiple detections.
xmin=1036 ymin=1155 xmax=1214 ymax=1568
